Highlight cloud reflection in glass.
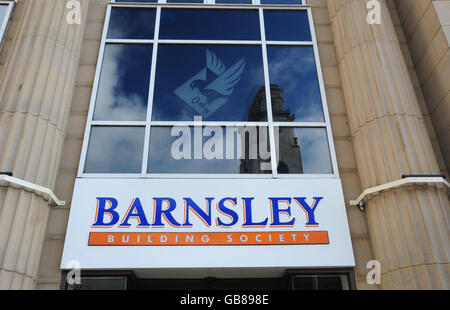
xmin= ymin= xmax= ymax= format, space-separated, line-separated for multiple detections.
xmin=267 ymin=46 xmax=324 ymax=122
xmin=107 ymin=8 xmax=156 ymax=39
xmin=84 ymin=127 xmax=145 ymax=173
xmin=93 ymin=44 xmax=152 ymax=121
xmin=278 ymin=128 xmax=332 ymax=174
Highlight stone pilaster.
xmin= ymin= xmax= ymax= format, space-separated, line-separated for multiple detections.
xmin=0 ymin=0 xmax=88 ymax=289
xmin=327 ymin=0 xmax=449 ymax=289
xmin=394 ymin=0 xmax=450 ymax=176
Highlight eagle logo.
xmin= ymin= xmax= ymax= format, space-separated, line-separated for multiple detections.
xmin=174 ymin=49 xmax=246 ymax=118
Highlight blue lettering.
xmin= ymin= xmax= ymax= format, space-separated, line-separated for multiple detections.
xmin=119 ymin=198 xmax=150 ymax=228
xmin=152 ymin=198 xmax=182 ymax=227
xmin=183 ymin=197 xmax=213 ymax=227
xmin=269 ymin=197 xmax=295 ymax=227
xmin=216 ymin=198 xmax=239 ymax=227
xmin=92 ymin=197 xmax=120 ymax=227
xmin=293 ymin=197 xmax=323 ymax=226
xmin=242 ymin=197 xmax=268 ymax=227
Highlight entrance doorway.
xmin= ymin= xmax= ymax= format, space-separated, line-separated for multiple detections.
xmin=61 ymin=269 xmax=356 ymax=290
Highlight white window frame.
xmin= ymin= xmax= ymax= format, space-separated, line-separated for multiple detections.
xmin=0 ymin=0 xmax=15 ymax=52
xmin=110 ymin=1 xmax=307 ymax=5
xmin=78 ymin=1 xmax=339 ymax=180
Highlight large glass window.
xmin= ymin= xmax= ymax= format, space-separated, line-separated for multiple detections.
xmin=81 ymin=2 xmax=334 ymax=177
xmin=114 ymin=0 xmax=304 ymax=4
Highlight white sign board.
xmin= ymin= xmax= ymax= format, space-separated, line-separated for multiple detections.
xmin=61 ymin=178 xmax=355 ymax=271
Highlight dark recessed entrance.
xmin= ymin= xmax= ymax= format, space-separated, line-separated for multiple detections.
xmin=61 ymin=269 xmax=356 ymax=290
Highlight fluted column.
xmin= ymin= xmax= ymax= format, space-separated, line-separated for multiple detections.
xmin=328 ymin=0 xmax=449 ymax=289
xmin=0 ymin=0 xmax=88 ymax=289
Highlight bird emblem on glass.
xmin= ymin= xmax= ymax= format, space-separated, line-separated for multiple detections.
xmin=174 ymin=49 xmax=246 ymax=118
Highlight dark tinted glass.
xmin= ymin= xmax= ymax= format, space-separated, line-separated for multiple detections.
xmin=277 ymin=128 xmax=332 ymax=174
xmin=264 ymin=10 xmax=311 ymax=41
xmin=68 ymin=277 xmax=128 ymax=290
xmin=148 ymin=126 xmax=271 ymax=174
xmin=317 ymin=276 xmax=345 ymax=290
xmin=152 ymin=45 xmax=266 ymax=121
xmin=107 ymin=8 xmax=156 ymax=39
xmin=93 ymin=44 xmax=152 ymax=121
xmin=291 ymin=275 xmax=349 ymax=290
xmin=216 ymin=0 xmax=253 ymax=3
xmin=159 ymin=9 xmax=260 ymax=40
xmin=267 ymin=46 xmax=324 ymax=122
xmin=261 ymin=0 xmax=301 ymax=4
xmin=292 ymin=276 xmax=315 ymax=290
xmin=167 ymin=0 xmax=204 ymax=3
xmin=85 ymin=127 xmax=145 ymax=173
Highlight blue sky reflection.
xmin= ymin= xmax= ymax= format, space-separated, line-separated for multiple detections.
xmin=267 ymin=46 xmax=324 ymax=122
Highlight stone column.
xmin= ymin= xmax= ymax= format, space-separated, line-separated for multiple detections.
xmin=327 ymin=0 xmax=449 ymax=289
xmin=0 ymin=0 xmax=88 ymax=289
xmin=394 ymin=0 xmax=450 ymax=176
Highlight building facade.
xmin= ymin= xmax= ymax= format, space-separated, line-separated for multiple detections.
xmin=0 ymin=0 xmax=448 ymax=290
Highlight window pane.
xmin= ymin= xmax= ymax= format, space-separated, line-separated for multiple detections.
xmin=0 ymin=5 xmax=8 ymax=25
xmin=292 ymin=276 xmax=316 ymax=290
xmin=167 ymin=0 xmax=204 ymax=3
xmin=317 ymin=276 xmax=346 ymax=290
xmin=216 ymin=0 xmax=252 ymax=3
xmin=152 ymin=45 xmax=266 ymax=122
xmin=93 ymin=44 xmax=152 ymax=121
xmin=148 ymin=126 xmax=271 ymax=174
xmin=107 ymin=8 xmax=156 ymax=39
xmin=159 ymin=9 xmax=260 ymax=40
xmin=115 ymin=0 xmax=157 ymax=2
xmin=277 ymin=128 xmax=332 ymax=174
xmin=264 ymin=10 xmax=311 ymax=41
xmin=84 ymin=127 xmax=145 ymax=173
xmin=267 ymin=46 xmax=324 ymax=122
xmin=261 ymin=0 xmax=301 ymax=4
xmin=68 ymin=277 xmax=128 ymax=290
